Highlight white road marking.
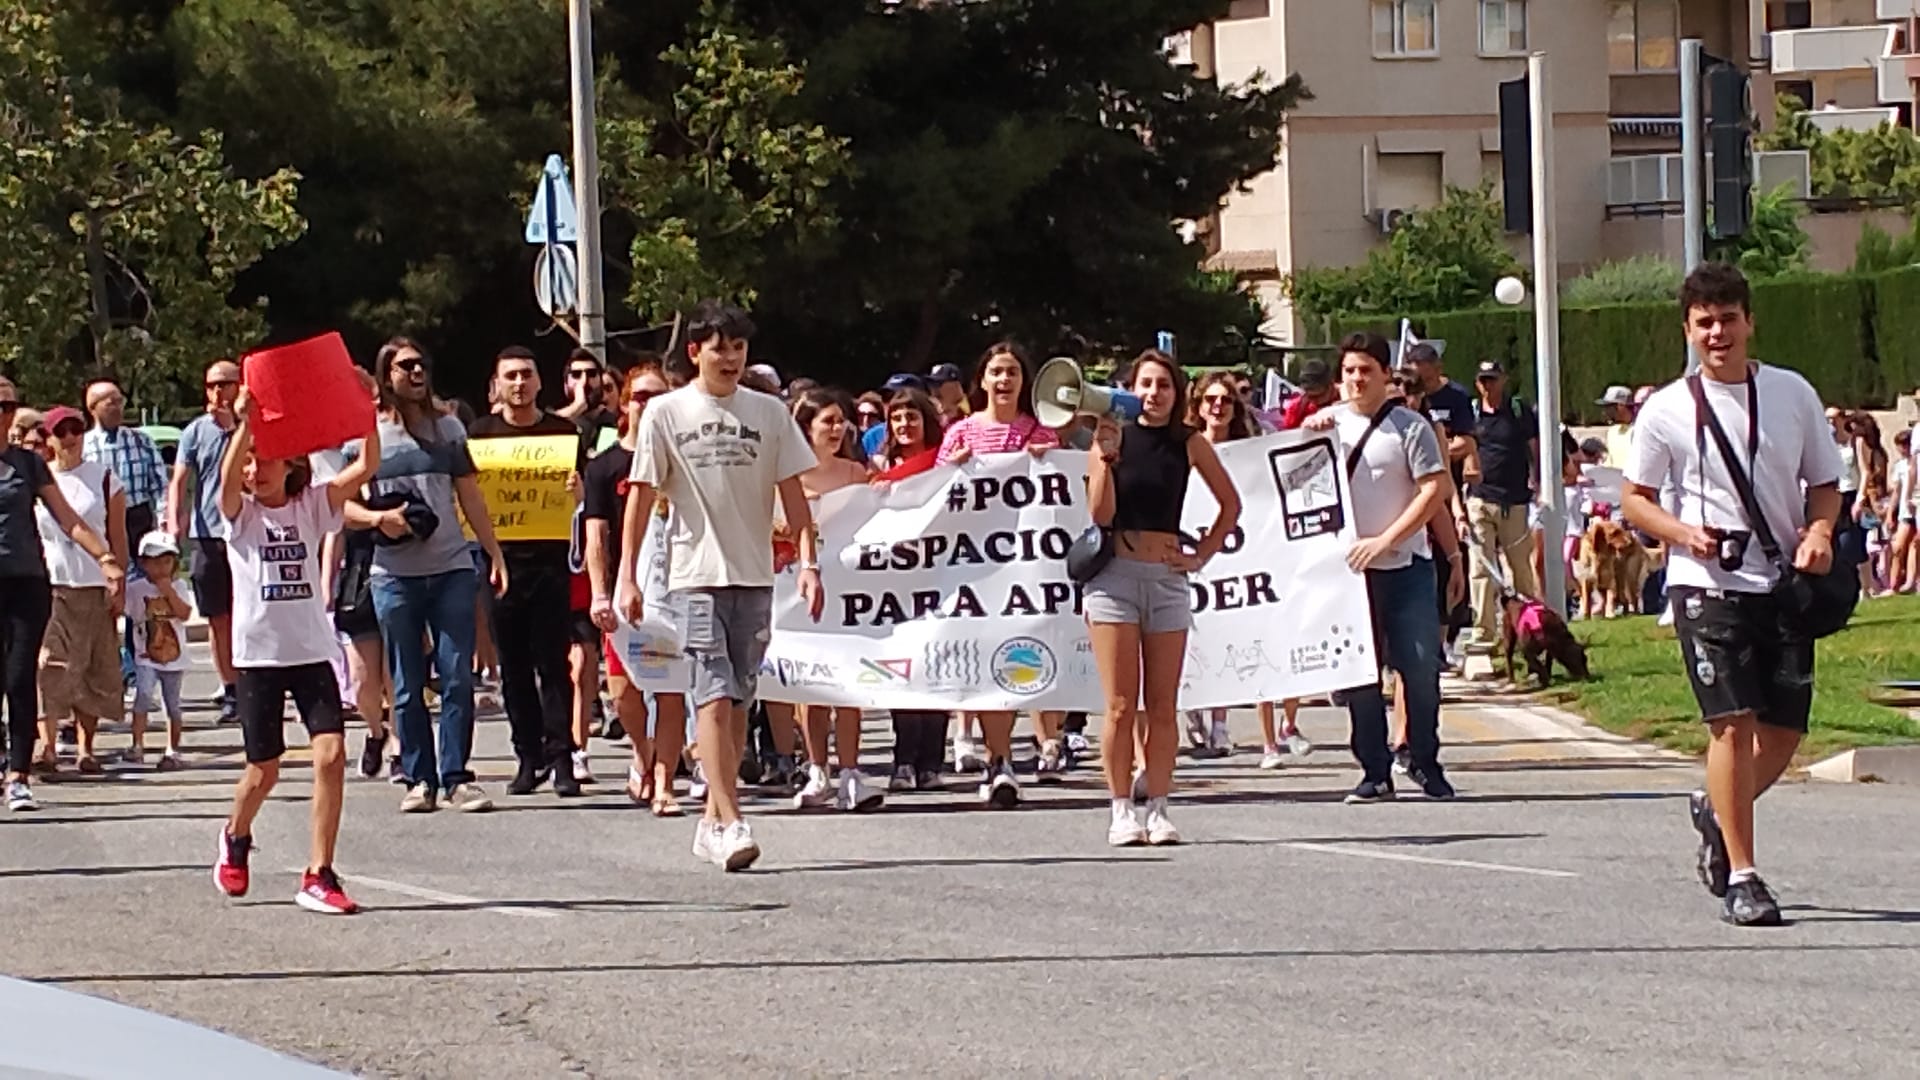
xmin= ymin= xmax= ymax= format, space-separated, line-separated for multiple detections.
xmin=292 ymin=869 xmax=559 ymax=919
xmin=1472 ymin=703 xmax=1686 ymax=762
xmin=1283 ymin=841 xmax=1579 ymax=879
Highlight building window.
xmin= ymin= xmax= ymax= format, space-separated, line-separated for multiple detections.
xmin=1777 ymin=79 xmax=1814 ymax=109
xmin=1373 ymin=0 xmax=1438 ymax=57
xmin=1225 ymin=0 xmax=1270 ymax=18
xmin=1765 ymin=0 xmax=1811 ymax=32
xmin=1608 ymin=0 xmax=1678 ymax=73
xmin=1377 ymin=151 xmax=1445 ymax=210
xmin=1479 ymin=1 xmax=1527 ymax=54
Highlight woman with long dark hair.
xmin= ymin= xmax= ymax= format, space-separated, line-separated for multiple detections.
xmin=936 ymin=342 xmax=1059 ymax=807
xmin=871 ymin=388 xmax=950 ymax=790
xmin=1085 ymin=350 xmax=1241 ymax=846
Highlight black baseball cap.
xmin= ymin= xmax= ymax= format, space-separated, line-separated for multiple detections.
xmin=928 ymin=363 xmax=962 ymax=384
xmin=1475 ymin=360 xmax=1504 ymax=379
xmin=883 ymin=373 xmax=927 ymax=393
xmin=1297 ymin=357 xmax=1332 ymax=391
xmin=1404 ymin=342 xmax=1442 ymax=366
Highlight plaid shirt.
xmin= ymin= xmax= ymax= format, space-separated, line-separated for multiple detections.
xmin=83 ymin=424 xmax=167 ymax=511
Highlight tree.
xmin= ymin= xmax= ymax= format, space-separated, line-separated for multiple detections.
xmin=1283 ymin=183 xmax=1523 ymax=321
xmin=1853 ymin=216 xmax=1920 ymax=273
xmin=599 ymin=0 xmax=850 ymax=331
xmin=1710 ymin=186 xmax=1810 ymax=280
xmin=0 ymin=3 xmax=304 ymax=405
xmin=1758 ymin=91 xmax=1920 ymax=207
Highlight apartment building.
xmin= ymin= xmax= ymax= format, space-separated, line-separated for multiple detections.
xmin=1768 ymin=0 xmax=1920 ymax=133
xmin=1194 ymin=1 xmax=1794 ymax=344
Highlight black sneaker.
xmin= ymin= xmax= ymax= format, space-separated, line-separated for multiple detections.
xmin=1392 ymin=744 xmax=1413 ymax=777
xmin=358 ymin=732 xmax=388 ymax=780
xmin=551 ymin=760 xmax=583 ymax=798
xmin=1344 ymin=779 xmax=1396 ymax=804
xmin=605 ymin=717 xmax=627 ymax=744
xmin=1689 ymin=790 xmax=1730 ymax=898
xmin=1721 ymin=875 xmax=1784 ymax=927
xmin=1418 ymin=769 xmax=1457 ymax=800
xmin=507 ymin=759 xmax=550 ymax=796
xmin=218 ymin=686 xmax=238 ymax=725
xmin=386 ymin=755 xmax=406 ymax=785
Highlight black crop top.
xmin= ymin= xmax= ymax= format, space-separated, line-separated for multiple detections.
xmin=1110 ymin=420 xmax=1191 ymax=534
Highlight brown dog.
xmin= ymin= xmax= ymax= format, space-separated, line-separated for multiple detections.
xmin=1575 ymin=519 xmax=1650 ymax=618
xmin=1500 ymin=593 xmax=1591 ymax=688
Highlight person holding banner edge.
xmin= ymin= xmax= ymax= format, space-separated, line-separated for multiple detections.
xmin=871 ymin=387 xmax=951 ymax=791
xmin=1085 ymin=350 xmax=1241 ymax=847
xmin=615 ymin=301 xmax=825 ymax=872
xmin=936 ymin=341 xmax=1061 ymax=808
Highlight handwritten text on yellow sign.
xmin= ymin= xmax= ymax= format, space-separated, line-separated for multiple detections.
xmin=469 ymin=435 xmax=577 ymax=541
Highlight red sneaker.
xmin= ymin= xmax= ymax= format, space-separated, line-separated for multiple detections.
xmin=214 ymin=829 xmax=251 ymax=898
xmin=295 ymin=866 xmax=359 ymax=915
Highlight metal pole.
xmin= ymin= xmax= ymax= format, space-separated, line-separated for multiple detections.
xmin=1527 ymin=52 xmax=1567 ymax=617
xmin=1681 ymin=38 xmax=1704 ymax=373
xmin=569 ymin=0 xmax=607 ymax=360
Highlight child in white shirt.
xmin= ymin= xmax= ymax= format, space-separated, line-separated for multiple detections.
xmin=125 ymin=532 xmax=192 ymax=769
xmin=212 ymin=385 xmax=380 ymax=916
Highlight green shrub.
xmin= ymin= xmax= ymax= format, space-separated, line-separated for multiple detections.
xmin=1751 ymin=274 xmax=1881 ymax=406
xmin=1562 ymin=255 xmax=1683 ymax=306
xmin=1875 ymin=266 xmax=1920 ymax=395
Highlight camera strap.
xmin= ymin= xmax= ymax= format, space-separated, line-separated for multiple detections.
xmin=1345 ymin=401 xmax=1402 ymax=479
xmin=1687 ymin=371 xmax=1786 ymax=569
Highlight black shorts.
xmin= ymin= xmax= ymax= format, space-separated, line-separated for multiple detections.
xmin=1671 ymin=586 xmax=1814 ymax=734
xmin=237 ymin=663 xmax=345 ymax=763
xmin=333 ymin=598 xmax=380 ymax=642
xmin=190 ymin=538 xmax=234 ymax=619
xmin=568 ymin=610 xmax=602 ymax=649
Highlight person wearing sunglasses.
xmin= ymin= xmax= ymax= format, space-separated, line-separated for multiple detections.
xmin=168 ymin=360 xmax=244 ymax=723
xmin=339 ymin=338 xmax=508 ymax=815
xmin=0 ymin=378 xmax=125 ymax=812
xmin=555 ymin=347 xmax=620 ymax=457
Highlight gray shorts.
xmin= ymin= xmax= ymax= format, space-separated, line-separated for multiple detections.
xmin=1083 ymin=558 xmax=1193 ymax=635
xmin=677 ymin=586 xmax=774 ymax=708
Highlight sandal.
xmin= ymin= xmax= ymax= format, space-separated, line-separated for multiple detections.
xmin=625 ymin=765 xmax=652 ymax=806
xmin=76 ymin=756 xmax=104 ymax=776
xmin=650 ymin=796 xmax=683 ymax=818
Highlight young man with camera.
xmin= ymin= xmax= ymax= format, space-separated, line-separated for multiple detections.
xmin=1622 ymin=263 xmax=1843 ymax=927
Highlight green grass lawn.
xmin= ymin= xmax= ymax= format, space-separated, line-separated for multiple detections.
xmin=1540 ymin=593 xmax=1920 ymax=760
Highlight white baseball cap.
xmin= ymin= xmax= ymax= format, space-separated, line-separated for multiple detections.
xmin=1596 ymin=385 xmax=1634 ymax=407
xmin=137 ymin=531 xmax=179 ymax=559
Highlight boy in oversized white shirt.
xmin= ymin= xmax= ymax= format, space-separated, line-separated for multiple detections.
xmin=212 ymin=384 xmax=382 ymax=916
xmin=1623 ymin=263 xmax=1843 ymax=928
xmin=125 ymin=531 xmax=192 ymax=769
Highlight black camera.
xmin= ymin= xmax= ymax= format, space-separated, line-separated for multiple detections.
xmin=1704 ymin=526 xmax=1751 ymax=572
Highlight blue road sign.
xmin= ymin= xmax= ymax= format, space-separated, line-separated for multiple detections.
xmin=525 ymin=154 xmax=580 ymax=245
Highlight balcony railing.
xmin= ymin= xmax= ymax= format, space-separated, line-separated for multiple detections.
xmin=1606 ymin=150 xmax=1811 ymax=207
xmin=1875 ymin=50 xmax=1920 ymax=102
xmin=1805 ymin=106 xmax=1902 ymax=132
xmin=1771 ymin=25 xmax=1898 ymax=73
xmin=1878 ymin=0 xmax=1920 ymax=20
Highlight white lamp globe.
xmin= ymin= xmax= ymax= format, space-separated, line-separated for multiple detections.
xmin=1494 ymin=276 xmax=1527 ymax=306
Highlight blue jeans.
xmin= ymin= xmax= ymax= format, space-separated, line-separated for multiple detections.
xmin=372 ymin=568 xmax=479 ymax=791
xmin=1343 ymin=557 xmax=1444 ymax=784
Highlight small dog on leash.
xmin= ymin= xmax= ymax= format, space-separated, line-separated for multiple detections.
xmin=1500 ymin=592 xmax=1590 ymax=688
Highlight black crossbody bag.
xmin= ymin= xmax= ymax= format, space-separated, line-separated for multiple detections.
xmin=1687 ymin=373 xmax=1857 ymax=638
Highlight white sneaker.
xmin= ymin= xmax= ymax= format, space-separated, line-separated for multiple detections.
xmin=399 ymin=782 xmax=437 ymax=813
xmin=1035 ymin=739 xmax=1065 ymax=782
xmin=1145 ymin=797 xmax=1181 ymax=846
xmin=6 ymin=779 xmax=39 ymax=812
xmin=837 ymin=769 xmax=884 ymax=812
xmin=1208 ymin=719 xmax=1232 ymax=754
xmin=1259 ymin=747 xmax=1286 ymax=771
xmin=714 ymin=820 xmax=761 ymax=872
xmin=689 ymin=762 xmax=709 ymax=801
xmin=1285 ymin=732 xmax=1314 ymax=758
xmin=571 ymin=750 xmax=594 ymax=783
xmin=692 ymin=819 xmax=719 ymax=861
xmin=794 ymin=765 xmax=833 ymax=809
xmin=889 ymin=764 xmax=916 ymax=792
xmin=953 ymin=737 xmax=985 ymax=773
xmin=1107 ymin=801 xmax=1147 ymax=847
xmin=445 ymin=783 xmax=494 ymax=813
xmin=980 ymin=761 xmax=1021 ymax=809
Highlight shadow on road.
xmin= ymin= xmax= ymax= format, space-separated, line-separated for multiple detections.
xmin=0 ymin=862 xmax=205 ymax=881
xmin=757 ymin=853 xmax=1172 ymax=874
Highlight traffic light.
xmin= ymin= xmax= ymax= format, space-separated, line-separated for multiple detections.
xmin=1498 ymin=75 xmax=1532 ymax=234
xmin=1706 ymin=60 xmax=1753 ymax=240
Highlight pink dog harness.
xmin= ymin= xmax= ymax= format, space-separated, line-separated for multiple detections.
xmin=1514 ymin=600 xmax=1547 ymax=636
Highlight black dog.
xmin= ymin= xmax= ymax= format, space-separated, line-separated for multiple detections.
xmin=1500 ymin=593 xmax=1590 ymax=688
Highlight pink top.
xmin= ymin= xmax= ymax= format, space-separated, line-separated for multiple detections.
xmin=936 ymin=413 xmax=1059 ymax=464
xmin=1515 ymin=599 xmax=1546 ymax=636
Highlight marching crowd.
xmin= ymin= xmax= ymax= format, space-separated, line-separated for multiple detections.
xmin=0 ymin=262 xmax=1880 ymax=926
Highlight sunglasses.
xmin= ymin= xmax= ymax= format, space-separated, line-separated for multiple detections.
xmin=206 ymin=378 xmax=238 ymax=389
xmin=567 ymin=368 xmax=600 ymax=380
xmin=629 ymin=389 xmax=660 ymax=407
xmin=1201 ymin=393 xmax=1234 ymax=405
xmin=394 ymin=357 xmax=429 ymax=374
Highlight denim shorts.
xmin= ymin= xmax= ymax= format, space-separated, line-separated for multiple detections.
xmin=1083 ymin=558 xmax=1192 ymax=634
xmin=679 ymin=586 xmax=775 ymax=708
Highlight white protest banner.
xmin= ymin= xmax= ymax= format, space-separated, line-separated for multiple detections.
xmin=609 ymin=505 xmax=694 ymax=692
xmin=757 ymin=430 xmax=1379 ymax=710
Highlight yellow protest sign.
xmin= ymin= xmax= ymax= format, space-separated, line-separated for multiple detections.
xmin=468 ymin=434 xmax=578 ymax=541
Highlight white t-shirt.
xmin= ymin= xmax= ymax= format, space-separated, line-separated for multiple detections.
xmin=1333 ymin=402 xmax=1447 ymax=569
xmin=629 ymin=383 xmax=817 ymax=592
xmin=1626 ymin=364 xmax=1843 ymax=593
xmin=36 ymin=460 xmax=121 ymax=587
xmin=125 ymin=577 xmax=192 ymax=672
xmin=225 ymin=485 xmax=344 ymax=667
xmin=1835 ymin=439 xmax=1858 ymax=494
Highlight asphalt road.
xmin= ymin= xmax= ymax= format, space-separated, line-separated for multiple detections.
xmin=3 ymin=643 xmax=1917 ymax=1078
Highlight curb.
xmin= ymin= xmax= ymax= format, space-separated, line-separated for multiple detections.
xmin=1807 ymin=746 xmax=1920 ymax=786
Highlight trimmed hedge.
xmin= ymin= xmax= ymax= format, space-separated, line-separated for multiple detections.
xmin=1328 ymin=270 xmax=1908 ymax=423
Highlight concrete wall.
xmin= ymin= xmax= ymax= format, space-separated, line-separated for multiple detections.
xmin=1598 ymin=207 xmax=1910 ymax=268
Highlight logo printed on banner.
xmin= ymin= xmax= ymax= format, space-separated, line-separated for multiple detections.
xmin=1269 ymin=442 xmax=1343 ymax=540
xmin=762 ymin=657 xmax=839 ymax=688
xmin=923 ymin=641 xmax=982 ymax=690
xmin=1289 ymin=625 xmax=1364 ymax=675
xmin=857 ymin=658 xmax=912 ymax=684
xmin=991 ymin=638 xmax=1057 ymax=696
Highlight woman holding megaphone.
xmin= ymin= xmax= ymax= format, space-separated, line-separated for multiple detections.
xmin=1083 ymin=350 xmax=1241 ymax=847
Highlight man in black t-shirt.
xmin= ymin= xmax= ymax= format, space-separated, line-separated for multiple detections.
xmin=468 ymin=346 xmax=591 ymax=796
xmin=1464 ymin=360 xmax=1539 ymax=650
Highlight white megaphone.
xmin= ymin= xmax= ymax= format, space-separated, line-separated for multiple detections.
xmin=1033 ymin=357 xmax=1144 ymax=429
